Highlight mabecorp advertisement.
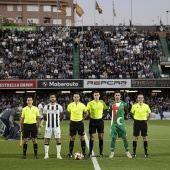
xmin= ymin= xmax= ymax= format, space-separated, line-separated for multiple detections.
xmin=37 ymin=80 xmax=83 ymax=89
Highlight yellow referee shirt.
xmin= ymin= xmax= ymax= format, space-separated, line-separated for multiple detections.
xmin=67 ymin=102 xmax=87 ymax=121
xmin=87 ymin=100 xmax=108 ymax=119
xmin=131 ymin=103 xmax=151 ymax=120
xmin=21 ymin=106 xmax=40 ymax=124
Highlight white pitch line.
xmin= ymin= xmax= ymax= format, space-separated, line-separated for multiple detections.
xmin=84 ymin=132 xmax=101 ymax=170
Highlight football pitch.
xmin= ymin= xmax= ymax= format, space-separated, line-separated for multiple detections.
xmin=0 ymin=120 xmax=170 ymax=170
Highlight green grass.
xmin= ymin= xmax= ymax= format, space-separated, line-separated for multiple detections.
xmin=0 ymin=120 xmax=170 ymax=170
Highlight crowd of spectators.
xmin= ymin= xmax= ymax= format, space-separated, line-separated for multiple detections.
xmin=0 ymin=27 xmax=164 ymax=80
xmin=0 ymin=28 xmax=74 ymax=79
xmin=79 ymin=27 xmax=163 ymax=79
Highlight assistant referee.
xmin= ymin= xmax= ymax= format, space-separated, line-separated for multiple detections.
xmin=130 ymin=93 xmax=151 ymax=158
xmin=20 ymin=96 xmax=40 ymax=159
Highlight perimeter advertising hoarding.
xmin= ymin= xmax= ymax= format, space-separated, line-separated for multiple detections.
xmin=131 ymin=79 xmax=170 ymax=87
xmin=0 ymin=80 xmax=36 ymax=89
xmin=37 ymin=80 xmax=83 ymax=89
xmin=84 ymin=79 xmax=131 ymax=88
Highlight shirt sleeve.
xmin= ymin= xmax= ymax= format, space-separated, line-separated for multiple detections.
xmin=102 ymin=101 xmax=108 ymax=110
xmin=87 ymin=102 xmax=90 ymax=111
xmin=59 ymin=105 xmax=63 ymax=113
xmin=130 ymin=105 xmax=135 ymax=114
xmin=83 ymin=104 xmax=88 ymax=112
xmin=147 ymin=105 xmax=151 ymax=114
xmin=21 ymin=108 xmax=25 ymax=118
xmin=67 ymin=104 xmax=71 ymax=112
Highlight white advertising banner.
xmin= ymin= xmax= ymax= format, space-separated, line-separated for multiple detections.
xmin=150 ymin=112 xmax=170 ymax=120
xmin=83 ymin=79 xmax=131 ymax=88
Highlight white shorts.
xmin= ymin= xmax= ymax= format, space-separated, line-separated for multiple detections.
xmin=44 ymin=127 xmax=61 ymax=139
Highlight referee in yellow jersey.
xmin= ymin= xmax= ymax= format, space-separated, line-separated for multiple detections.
xmin=20 ymin=96 xmax=40 ymax=159
xmin=67 ymin=92 xmax=89 ymax=158
xmin=130 ymin=93 xmax=151 ymax=158
xmin=87 ymin=91 xmax=108 ymax=158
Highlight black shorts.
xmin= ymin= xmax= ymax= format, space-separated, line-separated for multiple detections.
xmin=69 ymin=121 xmax=84 ymax=136
xmin=89 ymin=118 xmax=104 ymax=134
xmin=133 ymin=120 xmax=148 ymax=137
xmin=23 ymin=123 xmax=37 ymax=138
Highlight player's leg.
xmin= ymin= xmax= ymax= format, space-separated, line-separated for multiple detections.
xmin=120 ymin=127 xmax=132 ymax=158
xmin=97 ymin=119 xmax=104 ymax=157
xmin=132 ymin=120 xmax=140 ymax=158
xmin=21 ymin=124 xmax=29 ymax=159
xmin=141 ymin=121 xmax=149 ymax=158
xmin=54 ymin=127 xmax=62 ymax=159
xmin=109 ymin=126 xmax=117 ymax=158
xmin=88 ymin=120 xmax=95 ymax=158
xmin=78 ymin=121 xmax=86 ymax=158
xmin=68 ymin=121 xmax=76 ymax=158
xmin=31 ymin=124 xmax=38 ymax=159
xmin=44 ymin=138 xmax=50 ymax=159
xmin=44 ymin=127 xmax=51 ymax=159
xmin=122 ymin=137 xmax=132 ymax=158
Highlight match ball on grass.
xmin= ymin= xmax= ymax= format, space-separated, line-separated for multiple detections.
xmin=74 ymin=151 xmax=83 ymax=160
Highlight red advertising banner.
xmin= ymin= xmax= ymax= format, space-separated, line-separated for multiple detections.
xmin=0 ymin=80 xmax=37 ymax=89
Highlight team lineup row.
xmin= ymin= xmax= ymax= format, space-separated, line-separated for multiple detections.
xmin=19 ymin=90 xmax=151 ymax=159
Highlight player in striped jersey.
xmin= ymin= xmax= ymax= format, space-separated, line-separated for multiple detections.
xmin=43 ymin=93 xmax=63 ymax=159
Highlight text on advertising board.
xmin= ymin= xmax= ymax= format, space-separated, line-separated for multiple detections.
xmin=0 ymin=80 xmax=36 ymax=89
xmin=84 ymin=79 xmax=131 ymax=88
xmin=37 ymin=80 xmax=83 ymax=89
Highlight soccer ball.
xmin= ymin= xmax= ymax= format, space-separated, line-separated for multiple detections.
xmin=74 ymin=151 xmax=83 ymax=160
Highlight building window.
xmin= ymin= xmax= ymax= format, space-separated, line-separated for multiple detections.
xmin=53 ymin=6 xmax=61 ymax=12
xmin=66 ymin=7 xmax=71 ymax=16
xmin=27 ymin=5 xmax=39 ymax=12
xmin=66 ymin=20 xmax=71 ymax=26
xmin=17 ymin=5 xmax=22 ymax=11
xmin=43 ymin=5 xmax=51 ymax=12
xmin=53 ymin=19 xmax=62 ymax=25
xmin=7 ymin=5 xmax=14 ymax=11
xmin=27 ymin=18 xmax=39 ymax=25
xmin=44 ymin=17 xmax=50 ymax=24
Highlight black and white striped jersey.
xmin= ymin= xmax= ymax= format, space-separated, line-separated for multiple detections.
xmin=43 ymin=103 xmax=63 ymax=128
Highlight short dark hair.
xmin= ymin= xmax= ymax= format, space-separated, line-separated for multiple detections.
xmin=26 ymin=96 xmax=33 ymax=100
xmin=93 ymin=91 xmax=100 ymax=94
xmin=49 ymin=93 xmax=56 ymax=97
xmin=114 ymin=90 xmax=121 ymax=94
xmin=73 ymin=92 xmax=80 ymax=96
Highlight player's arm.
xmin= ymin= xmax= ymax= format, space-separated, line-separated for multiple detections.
xmin=102 ymin=101 xmax=108 ymax=119
xmin=36 ymin=108 xmax=40 ymax=127
xmin=20 ymin=117 xmax=24 ymax=132
xmin=66 ymin=110 xmax=71 ymax=119
xmin=147 ymin=105 xmax=152 ymax=121
xmin=83 ymin=109 xmax=89 ymax=120
xmin=66 ymin=104 xmax=71 ymax=119
xmin=60 ymin=112 xmax=64 ymax=122
xmin=130 ymin=105 xmax=135 ymax=119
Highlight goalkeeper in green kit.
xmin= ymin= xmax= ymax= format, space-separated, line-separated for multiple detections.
xmin=108 ymin=90 xmax=132 ymax=158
